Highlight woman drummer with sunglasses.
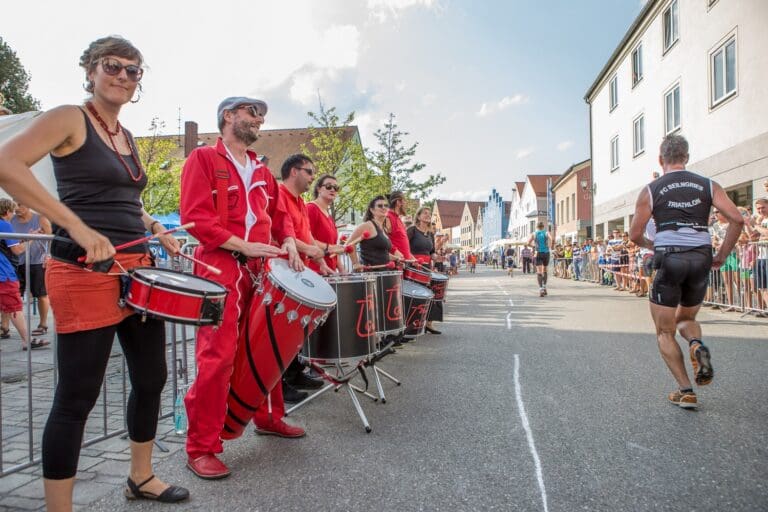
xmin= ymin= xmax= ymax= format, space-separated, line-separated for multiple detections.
xmin=0 ymin=36 xmax=187 ymax=510
xmin=349 ymin=196 xmax=402 ymax=270
xmin=307 ymin=174 xmax=345 ymax=272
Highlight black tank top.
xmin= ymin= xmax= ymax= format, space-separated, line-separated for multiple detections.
xmin=50 ymin=110 xmax=148 ymax=252
xmin=407 ymin=226 xmax=434 ymax=256
xmin=359 ymin=221 xmax=391 ymax=266
xmin=649 ymin=170 xmax=712 ymax=233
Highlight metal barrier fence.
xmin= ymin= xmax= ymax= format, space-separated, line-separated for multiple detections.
xmin=0 ymin=233 xmax=199 ymax=477
xmin=552 ymin=241 xmax=768 ymax=317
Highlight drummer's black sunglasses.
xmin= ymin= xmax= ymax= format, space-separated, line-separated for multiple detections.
xmin=322 ymin=184 xmax=340 ymax=191
xmin=101 ymin=58 xmax=143 ymax=82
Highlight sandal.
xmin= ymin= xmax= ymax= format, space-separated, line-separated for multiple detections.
xmin=22 ymin=338 xmax=50 ymax=351
xmin=0 ymin=328 xmax=10 ymax=339
xmin=31 ymin=325 xmax=48 ymax=336
xmin=125 ymin=474 xmax=189 ymax=503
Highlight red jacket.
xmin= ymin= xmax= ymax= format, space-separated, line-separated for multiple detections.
xmin=180 ymin=138 xmax=292 ymax=250
xmin=386 ymin=210 xmax=413 ymax=260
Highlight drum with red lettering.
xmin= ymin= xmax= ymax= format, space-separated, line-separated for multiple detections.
xmin=428 ymin=271 xmax=449 ymax=301
xmin=372 ymin=270 xmax=404 ymax=337
xmin=302 ymin=273 xmax=377 ymax=364
xmin=402 ymin=264 xmax=431 ymax=286
xmin=222 ymin=258 xmax=336 ymax=440
xmin=126 ymin=267 xmax=227 ymax=325
xmin=402 ymin=280 xmax=433 ymax=338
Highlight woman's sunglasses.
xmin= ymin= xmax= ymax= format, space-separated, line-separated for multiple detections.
xmin=374 ymin=203 xmax=389 ymax=209
xmin=101 ymin=58 xmax=143 ymax=82
xmin=321 ymin=183 xmax=340 ymax=191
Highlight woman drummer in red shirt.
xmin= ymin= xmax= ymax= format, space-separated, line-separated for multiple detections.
xmin=307 ymin=174 xmax=344 ymax=272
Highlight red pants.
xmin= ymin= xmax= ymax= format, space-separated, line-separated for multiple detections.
xmin=185 ymin=249 xmax=284 ymax=459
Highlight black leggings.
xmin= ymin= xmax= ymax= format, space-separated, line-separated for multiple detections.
xmin=42 ymin=315 xmax=167 ymax=479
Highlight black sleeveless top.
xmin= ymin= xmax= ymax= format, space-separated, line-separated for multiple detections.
xmin=649 ymin=170 xmax=712 ymax=233
xmin=407 ymin=226 xmax=434 ymax=256
xmin=359 ymin=221 xmax=391 ymax=266
xmin=50 ymin=110 xmax=148 ymax=252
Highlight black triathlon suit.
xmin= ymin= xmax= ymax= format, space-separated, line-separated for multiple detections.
xmin=648 ymin=170 xmax=713 ymax=308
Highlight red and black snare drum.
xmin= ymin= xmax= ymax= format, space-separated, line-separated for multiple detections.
xmin=428 ymin=271 xmax=449 ymax=301
xmin=126 ymin=267 xmax=227 ymax=326
xmin=402 ymin=264 xmax=431 ymax=286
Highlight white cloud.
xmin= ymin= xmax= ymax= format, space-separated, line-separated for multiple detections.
xmin=395 ymin=81 xmax=407 ymax=92
xmin=311 ymin=25 xmax=360 ymax=69
xmin=557 ymin=140 xmax=574 ymax=151
xmin=446 ymin=189 xmax=488 ymax=201
xmin=516 ymin=147 xmax=535 ymax=159
xmin=367 ymin=0 xmax=437 ymax=22
xmin=422 ymin=93 xmax=437 ymax=106
xmin=476 ymin=94 xmax=528 ymax=117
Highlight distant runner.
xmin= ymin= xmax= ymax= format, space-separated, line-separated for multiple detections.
xmin=527 ymin=222 xmax=553 ymax=296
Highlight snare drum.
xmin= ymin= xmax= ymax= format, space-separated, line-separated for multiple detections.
xmin=428 ymin=271 xmax=449 ymax=301
xmin=223 ymin=258 xmax=337 ymax=440
xmin=372 ymin=270 xmax=404 ymax=337
xmin=402 ymin=280 xmax=433 ymax=338
xmin=402 ymin=264 xmax=431 ymax=286
xmin=302 ymin=273 xmax=377 ymax=364
xmin=126 ymin=267 xmax=227 ymax=325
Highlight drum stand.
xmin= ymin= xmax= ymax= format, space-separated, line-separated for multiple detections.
xmin=361 ymin=336 xmax=402 ymax=404
xmin=285 ymin=361 xmax=373 ymax=433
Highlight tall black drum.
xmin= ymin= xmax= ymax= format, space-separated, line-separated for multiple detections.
xmin=372 ymin=270 xmax=404 ymax=337
xmin=402 ymin=280 xmax=433 ymax=338
xmin=302 ymin=273 xmax=377 ymax=364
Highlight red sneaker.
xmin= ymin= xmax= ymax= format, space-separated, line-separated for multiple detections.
xmin=186 ymin=454 xmax=231 ymax=480
xmin=254 ymin=419 xmax=306 ymax=438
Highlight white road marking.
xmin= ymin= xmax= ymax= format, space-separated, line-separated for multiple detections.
xmin=506 ymin=311 xmax=513 ymax=330
xmin=513 ymin=354 xmax=549 ymax=512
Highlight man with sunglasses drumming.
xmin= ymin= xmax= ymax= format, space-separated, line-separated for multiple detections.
xmin=630 ymin=135 xmax=743 ymax=409
xmin=180 ymin=97 xmax=303 ymax=479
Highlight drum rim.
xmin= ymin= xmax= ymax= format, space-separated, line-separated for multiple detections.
xmin=372 ymin=270 xmax=403 ymax=277
xmin=266 ymin=259 xmax=338 ymax=308
xmin=124 ymin=302 xmax=218 ymax=325
xmin=130 ymin=266 xmax=227 ymax=296
xmin=325 ymin=273 xmax=377 ymax=284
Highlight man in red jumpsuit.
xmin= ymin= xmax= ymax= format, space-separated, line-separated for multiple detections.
xmin=180 ymin=97 xmax=304 ymax=480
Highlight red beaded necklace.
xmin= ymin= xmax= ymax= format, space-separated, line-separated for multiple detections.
xmin=85 ymin=101 xmax=143 ymax=182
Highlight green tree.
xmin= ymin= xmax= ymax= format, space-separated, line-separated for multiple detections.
xmin=0 ymin=37 xmax=40 ymax=113
xmin=137 ymin=118 xmax=182 ymax=215
xmin=367 ymin=113 xmax=445 ymax=201
xmin=303 ymin=99 xmax=386 ymax=222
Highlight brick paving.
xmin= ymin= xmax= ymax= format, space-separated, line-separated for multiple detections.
xmin=0 ymin=306 xmax=196 ymax=511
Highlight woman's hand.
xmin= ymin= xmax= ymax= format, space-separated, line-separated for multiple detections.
xmin=68 ymin=222 xmax=115 ymax=264
xmin=157 ymin=233 xmax=180 ymax=256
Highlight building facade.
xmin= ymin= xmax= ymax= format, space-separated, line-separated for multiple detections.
xmin=552 ymin=159 xmax=592 ymax=242
xmin=458 ymin=201 xmax=485 ymax=250
xmin=585 ymin=0 xmax=768 ymax=238
xmin=481 ymin=189 xmax=510 ymax=249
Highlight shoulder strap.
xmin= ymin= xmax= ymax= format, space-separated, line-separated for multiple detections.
xmin=214 ymin=154 xmax=230 ymax=226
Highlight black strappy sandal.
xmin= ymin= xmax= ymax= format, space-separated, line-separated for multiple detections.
xmin=124 ymin=474 xmax=189 ymax=503
xmin=0 ymin=328 xmax=10 ymax=339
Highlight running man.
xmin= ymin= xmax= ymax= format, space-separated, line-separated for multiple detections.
xmin=527 ymin=222 xmax=552 ymax=296
xmin=630 ymin=134 xmax=743 ymax=409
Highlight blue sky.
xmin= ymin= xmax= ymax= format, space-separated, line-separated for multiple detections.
xmin=3 ymin=0 xmax=644 ymax=201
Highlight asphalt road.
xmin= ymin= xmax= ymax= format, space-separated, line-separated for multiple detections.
xmin=88 ymin=266 xmax=768 ymax=512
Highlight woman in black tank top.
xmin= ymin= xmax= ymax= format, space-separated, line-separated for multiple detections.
xmin=0 ymin=37 xmax=188 ymax=507
xmin=350 ymin=195 xmax=395 ymax=270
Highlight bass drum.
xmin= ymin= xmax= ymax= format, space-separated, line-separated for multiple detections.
xmin=222 ymin=258 xmax=336 ymax=440
xmin=428 ymin=271 xmax=449 ymax=301
xmin=402 ymin=280 xmax=433 ymax=338
xmin=372 ymin=270 xmax=404 ymax=337
xmin=303 ymin=273 xmax=377 ymax=364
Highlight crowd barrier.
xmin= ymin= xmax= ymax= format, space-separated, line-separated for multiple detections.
xmin=0 ymin=234 xmax=198 ymax=477
xmin=551 ymin=241 xmax=768 ymax=317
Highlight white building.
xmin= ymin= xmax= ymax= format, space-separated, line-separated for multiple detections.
xmin=507 ymin=175 xmax=559 ymax=242
xmin=585 ymin=0 xmax=768 ymax=237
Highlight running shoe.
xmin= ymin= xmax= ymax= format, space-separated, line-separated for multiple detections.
xmin=539 ymin=288 xmax=545 ymax=297
xmin=690 ymin=342 xmax=713 ymax=386
xmin=668 ymin=389 xmax=698 ymax=409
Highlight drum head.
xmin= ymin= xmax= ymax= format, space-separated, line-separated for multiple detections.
xmin=402 ymin=280 xmax=434 ymax=299
xmin=132 ymin=267 xmax=226 ymax=294
xmin=267 ymin=258 xmax=337 ymax=308
xmin=430 ymin=271 xmax=449 ymax=282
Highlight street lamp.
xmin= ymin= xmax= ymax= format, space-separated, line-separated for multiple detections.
xmin=580 ymin=178 xmax=596 ymax=239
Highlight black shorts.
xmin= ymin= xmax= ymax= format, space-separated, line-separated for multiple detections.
xmin=16 ymin=264 xmax=47 ymax=298
xmin=535 ymin=252 xmax=550 ymax=267
xmin=650 ymin=246 xmax=711 ymax=308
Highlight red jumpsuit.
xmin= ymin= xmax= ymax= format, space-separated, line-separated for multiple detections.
xmin=180 ymin=138 xmax=292 ymax=459
xmin=306 ymin=202 xmax=338 ymax=272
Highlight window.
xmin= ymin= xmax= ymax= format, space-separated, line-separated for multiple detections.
xmin=711 ymin=36 xmax=737 ymax=106
xmin=610 ymin=136 xmax=619 ymax=171
xmin=631 ymin=43 xmax=643 ymax=86
xmin=664 ymin=84 xmax=681 ymax=134
xmin=571 ymin=193 xmax=576 ymax=220
xmin=663 ymin=0 xmax=679 ymax=53
xmin=565 ymin=197 xmax=570 ymax=223
xmin=633 ymin=115 xmax=645 ymax=156
xmin=609 ymin=75 xmax=618 ymax=111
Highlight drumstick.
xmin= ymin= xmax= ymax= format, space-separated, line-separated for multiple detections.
xmin=343 ymin=230 xmax=371 ymax=248
xmin=177 ymin=252 xmax=222 ymax=275
xmin=362 ymin=261 xmax=396 ymax=270
xmin=76 ymin=223 xmax=195 ymax=262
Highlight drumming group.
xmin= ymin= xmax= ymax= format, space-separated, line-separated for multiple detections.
xmin=0 ymin=36 xmax=450 ymax=511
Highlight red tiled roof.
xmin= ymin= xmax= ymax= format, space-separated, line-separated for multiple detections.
xmin=434 ymin=200 xmax=465 ymax=228
xmin=514 ymin=181 xmax=526 ymax=193
xmin=527 ymin=174 xmax=561 ymax=196
xmin=466 ymin=201 xmax=485 ymax=222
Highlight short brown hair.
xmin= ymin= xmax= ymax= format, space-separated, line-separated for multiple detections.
xmin=80 ymin=36 xmax=144 ymax=93
xmin=0 ymin=198 xmax=16 ymax=217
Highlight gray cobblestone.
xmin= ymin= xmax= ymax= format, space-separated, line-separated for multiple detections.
xmin=0 ymin=473 xmax=35 ymax=494
xmin=0 ymin=495 xmax=44 ymax=510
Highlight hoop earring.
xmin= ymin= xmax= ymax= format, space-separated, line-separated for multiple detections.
xmin=130 ymin=83 xmax=143 ymax=104
xmin=83 ymin=80 xmax=94 ymax=92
